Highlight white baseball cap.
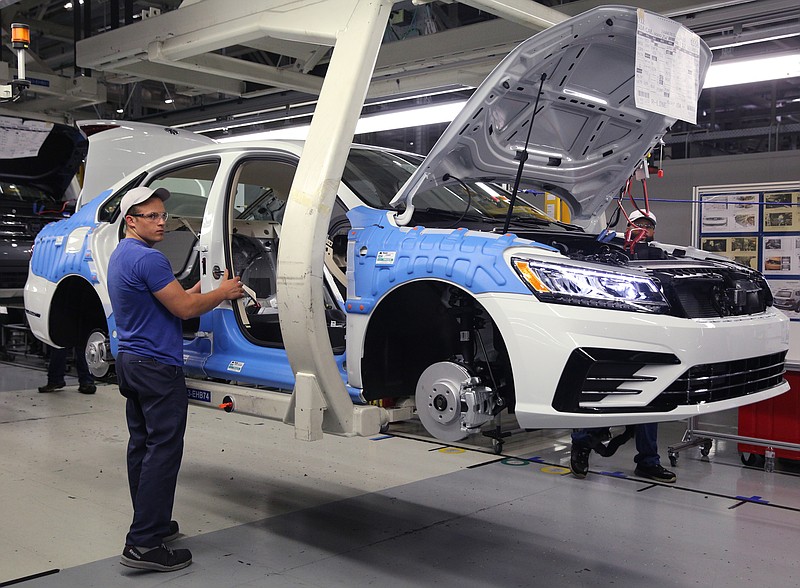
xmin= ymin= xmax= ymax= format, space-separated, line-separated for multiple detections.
xmin=628 ymin=209 xmax=657 ymax=225
xmin=120 ymin=186 xmax=171 ymax=217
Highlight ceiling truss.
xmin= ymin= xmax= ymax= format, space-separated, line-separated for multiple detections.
xmin=0 ymin=0 xmax=797 ymax=156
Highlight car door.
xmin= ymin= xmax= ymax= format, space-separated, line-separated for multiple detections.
xmin=199 ymin=150 xmax=348 ymax=391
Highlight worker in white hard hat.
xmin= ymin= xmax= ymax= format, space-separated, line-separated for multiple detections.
xmin=626 ymin=209 xmax=657 ymax=243
xmin=570 ymin=208 xmax=675 ymax=483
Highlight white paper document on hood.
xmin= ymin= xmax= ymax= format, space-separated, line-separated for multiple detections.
xmin=634 ymin=8 xmax=702 ymax=125
xmin=0 ymin=116 xmax=53 ymax=159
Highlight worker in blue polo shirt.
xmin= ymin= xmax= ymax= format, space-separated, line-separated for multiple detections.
xmin=108 ymin=186 xmax=244 ymax=572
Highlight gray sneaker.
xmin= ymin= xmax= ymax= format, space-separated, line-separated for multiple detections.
xmin=120 ymin=544 xmax=192 ymax=572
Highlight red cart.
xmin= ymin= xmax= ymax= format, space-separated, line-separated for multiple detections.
xmin=738 ymin=371 xmax=800 ymax=463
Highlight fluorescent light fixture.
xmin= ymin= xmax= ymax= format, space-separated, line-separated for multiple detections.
xmin=562 ymin=88 xmax=608 ymax=105
xmin=215 ymin=52 xmax=800 ymax=143
xmin=218 ymin=100 xmax=467 ymax=143
xmin=704 ymin=52 xmax=800 ymax=89
xmin=710 ymin=31 xmax=800 ymax=51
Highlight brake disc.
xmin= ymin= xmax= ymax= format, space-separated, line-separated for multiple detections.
xmin=415 ymin=361 xmax=471 ymax=442
xmin=85 ymin=329 xmax=111 ymax=378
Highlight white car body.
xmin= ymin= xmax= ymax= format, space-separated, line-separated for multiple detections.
xmin=25 ymin=7 xmax=790 ymax=442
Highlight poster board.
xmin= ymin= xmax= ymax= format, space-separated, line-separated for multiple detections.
xmin=693 ymin=181 xmax=800 ymax=368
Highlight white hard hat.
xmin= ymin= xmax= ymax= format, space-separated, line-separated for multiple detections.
xmin=628 ymin=209 xmax=657 ymax=225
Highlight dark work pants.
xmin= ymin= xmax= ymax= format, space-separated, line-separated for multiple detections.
xmin=632 ymin=422 xmax=660 ymax=467
xmin=572 ymin=423 xmax=661 ymax=467
xmin=117 ymin=352 xmax=188 ymax=548
xmin=47 ymin=345 xmax=94 ymax=386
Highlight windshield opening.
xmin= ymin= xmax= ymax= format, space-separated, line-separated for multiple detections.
xmin=343 ymin=147 xmax=564 ymax=226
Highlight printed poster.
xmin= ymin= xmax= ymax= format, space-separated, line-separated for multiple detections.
xmin=761 ymin=235 xmax=800 ymax=276
xmin=762 ymin=191 xmax=800 ymax=232
xmin=769 ymin=279 xmax=800 ymax=319
xmin=700 ymin=236 xmax=758 ymax=269
xmin=700 ymin=193 xmax=759 ymax=233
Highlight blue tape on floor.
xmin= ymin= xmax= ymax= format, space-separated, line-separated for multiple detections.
xmin=735 ymin=495 xmax=770 ymax=504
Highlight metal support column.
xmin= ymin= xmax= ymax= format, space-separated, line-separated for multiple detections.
xmin=277 ymin=0 xmax=394 ymax=439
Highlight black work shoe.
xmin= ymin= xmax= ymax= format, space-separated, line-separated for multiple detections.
xmin=570 ymin=443 xmax=591 ymax=479
xmin=120 ymin=544 xmax=192 ymax=572
xmin=38 ymin=382 xmax=65 ymax=393
xmin=634 ymin=463 xmax=677 ymax=483
xmin=163 ymin=520 xmax=180 ymax=543
xmin=78 ymin=383 xmax=97 ymax=395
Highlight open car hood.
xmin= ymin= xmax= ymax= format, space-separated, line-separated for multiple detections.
xmin=0 ymin=116 xmax=87 ymax=199
xmin=391 ymin=6 xmax=711 ymax=229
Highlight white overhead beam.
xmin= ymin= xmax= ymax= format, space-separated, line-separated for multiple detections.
xmin=374 ymin=18 xmax=532 ymax=76
xmin=110 ymin=62 xmax=246 ymax=96
xmin=434 ymin=0 xmax=567 ymax=29
xmin=369 ymin=62 xmax=492 ymax=97
xmin=77 ymin=0 xmax=354 ymax=71
xmin=147 ymin=50 xmax=324 ymax=95
xmin=0 ymin=62 xmax=107 ymax=108
xmin=238 ymin=37 xmax=326 ymax=63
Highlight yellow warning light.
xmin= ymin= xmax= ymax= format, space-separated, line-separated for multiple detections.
xmin=11 ymin=23 xmax=30 ymax=49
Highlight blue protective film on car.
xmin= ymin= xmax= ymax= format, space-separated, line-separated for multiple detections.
xmin=345 ymin=206 xmax=552 ymax=314
xmin=29 ymin=195 xmax=105 ymax=283
xmin=197 ymin=307 xmax=363 ymax=402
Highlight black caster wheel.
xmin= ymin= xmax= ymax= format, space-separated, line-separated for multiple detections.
xmin=379 ymin=421 xmax=390 ymax=434
xmin=700 ymin=440 xmax=712 ymax=457
xmin=669 ymin=453 xmax=678 ymax=467
xmin=740 ymin=452 xmax=765 ymax=468
xmin=492 ymin=438 xmax=503 ymax=455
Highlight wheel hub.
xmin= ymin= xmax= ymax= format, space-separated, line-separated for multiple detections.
xmin=415 ymin=362 xmax=471 ymax=441
xmin=85 ymin=330 xmax=111 ymax=378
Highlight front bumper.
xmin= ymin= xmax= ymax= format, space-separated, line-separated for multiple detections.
xmin=477 ymin=293 xmax=790 ymax=429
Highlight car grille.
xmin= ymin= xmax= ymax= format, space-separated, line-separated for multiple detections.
xmin=552 ymin=348 xmax=786 ymax=413
xmin=649 ymin=266 xmax=771 ymax=319
xmin=650 ymin=351 xmax=787 ymax=409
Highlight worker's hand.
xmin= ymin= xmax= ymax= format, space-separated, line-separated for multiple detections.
xmin=218 ymin=269 xmax=245 ymax=300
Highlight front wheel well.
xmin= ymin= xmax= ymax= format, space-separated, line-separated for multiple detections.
xmin=49 ymin=277 xmax=106 ymax=348
xmin=360 ymin=281 xmax=515 ymax=409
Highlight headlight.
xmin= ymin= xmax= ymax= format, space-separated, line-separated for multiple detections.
xmin=511 ymin=257 xmax=669 ymax=313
